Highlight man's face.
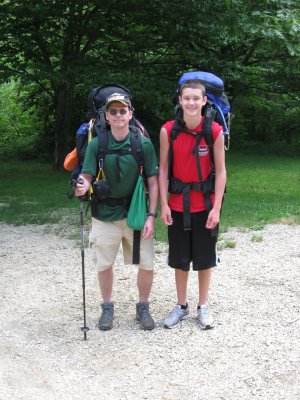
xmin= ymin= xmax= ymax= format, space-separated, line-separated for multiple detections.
xmin=105 ymin=102 xmax=132 ymax=129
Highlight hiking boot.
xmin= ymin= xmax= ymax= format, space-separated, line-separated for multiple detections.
xmin=136 ymin=302 xmax=155 ymax=330
xmin=197 ymin=304 xmax=215 ymax=330
xmin=98 ymin=302 xmax=114 ymax=331
xmin=163 ymin=304 xmax=189 ymax=329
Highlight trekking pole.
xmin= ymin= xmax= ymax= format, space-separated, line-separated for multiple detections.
xmin=78 ymin=181 xmax=89 ymax=340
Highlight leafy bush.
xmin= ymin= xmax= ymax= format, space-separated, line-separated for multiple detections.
xmin=0 ymin=80 xmax=43 ymax=160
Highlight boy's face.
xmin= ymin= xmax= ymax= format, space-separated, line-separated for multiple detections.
xmin=105 ymin=102 xmax=132 ymax=129
xmin=179 ymin=87 xmax=207 ymax=118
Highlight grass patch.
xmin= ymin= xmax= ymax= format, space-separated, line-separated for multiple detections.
xmin=217 ymin=239 xmax=237 ymax=250
xmin=220 ymin=152 xmax=300 ymax=230
xmin=251 ymin=234 xmax=263 ymax=242
xmin=0 ymin=160 xmax=80 ymax=225
xmin=224 ymin=240 xmax=237 ymax=249
xmin=0 ymin=154 xmax=299 ymax=243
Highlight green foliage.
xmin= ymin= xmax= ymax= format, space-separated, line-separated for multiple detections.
xmin=0 ymin=81 xmax=43 ymax=160
xmin=0 ymin=0 xmax=299 ymax=163
xmin=230 ymin=87 xmax=300 ymax=154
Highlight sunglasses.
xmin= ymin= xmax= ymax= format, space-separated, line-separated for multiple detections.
xmin=108 ymin=108 xmax=129 ymax=116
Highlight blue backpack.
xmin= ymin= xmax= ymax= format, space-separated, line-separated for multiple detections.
xmin=174 ymin=70 xmax=231 ymax=149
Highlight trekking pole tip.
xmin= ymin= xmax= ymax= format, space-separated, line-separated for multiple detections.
xmin=81 ymin=326 xmax=90 ymax=340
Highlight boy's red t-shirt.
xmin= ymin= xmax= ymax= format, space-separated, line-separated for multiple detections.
xmin=163 ymin=118 xmax=223 ymax=212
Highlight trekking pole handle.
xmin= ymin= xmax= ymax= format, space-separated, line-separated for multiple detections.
xmin=71 ymin=177 xmax=84 ymax=188
xmin=73 ymin=177 xmax=87 ymax=200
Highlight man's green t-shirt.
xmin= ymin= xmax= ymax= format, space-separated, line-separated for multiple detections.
xmin=81 ymin=130 xmax=158 ymax=221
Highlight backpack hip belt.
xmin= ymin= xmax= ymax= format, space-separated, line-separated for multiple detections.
xmin=94 ymin=196 xmax=132 ymax=207
xmin=169 ymin=175 xmax=215 ymax=231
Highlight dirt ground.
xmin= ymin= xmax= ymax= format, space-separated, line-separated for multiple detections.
xmin=0 ymin=222 xmax=299 ymax=400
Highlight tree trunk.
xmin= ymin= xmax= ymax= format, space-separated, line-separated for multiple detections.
xmin=53 ymin=80 xmax=75 ymax=169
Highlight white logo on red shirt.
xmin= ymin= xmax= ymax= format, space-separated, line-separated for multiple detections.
xmin=198 ymin=145 xmax=209 ymax=157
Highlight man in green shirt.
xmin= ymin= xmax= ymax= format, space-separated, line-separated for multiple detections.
xmin=75 ymin=93 xmax=159 ymax=331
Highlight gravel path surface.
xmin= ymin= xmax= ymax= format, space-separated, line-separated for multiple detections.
xmin=0 ymin=223 xmax=299 ymax=400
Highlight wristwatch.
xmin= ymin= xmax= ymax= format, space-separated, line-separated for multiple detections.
xmin=147 ymin=212 xmax=158 ymax=218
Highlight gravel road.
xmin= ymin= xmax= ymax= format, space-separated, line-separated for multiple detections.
xmin=0 ymin=222 xmax=299 ymax=400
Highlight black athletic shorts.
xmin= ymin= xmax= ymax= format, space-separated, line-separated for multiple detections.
xmin=168 ymin=210 xmax=218 ymax=271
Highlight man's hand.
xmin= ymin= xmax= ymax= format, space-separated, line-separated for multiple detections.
xmin=75 ymin=176 xmax=90 ymax=197
xmin=142 ymin=216 xmax=155 ymax=240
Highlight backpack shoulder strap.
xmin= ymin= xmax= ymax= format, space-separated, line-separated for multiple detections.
xmin=95 ymin=108 xmax=109 ymax=171
xmin=201 ymin=105 xmax=215 ymax=144
xmin=201 ymin=106 xmax=215 ymax=167
xmin=168 ymin=113 xmax=184 ymax=180
xmin=170 ymin=107 xmax=184 ymax=142
xmin=129 ymin=126 xmax=144 ymax=174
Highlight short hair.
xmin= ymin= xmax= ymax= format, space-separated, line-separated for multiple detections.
xmin=179 ymin=79 xmax=206 ymax=96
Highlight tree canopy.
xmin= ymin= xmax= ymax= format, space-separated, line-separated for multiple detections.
xmin=0 ymin=0 xmax=299 ymax=166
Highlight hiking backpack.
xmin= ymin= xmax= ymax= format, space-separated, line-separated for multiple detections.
xmin=64 ymin=83 xmax=149 ymax=197
xmin=64 ymin=84 xmax=152 ymax=264
xmin=169 ymin=71 xmax=231 ymax=233
xmin=172 ymin=71 xmax=231 ymax=149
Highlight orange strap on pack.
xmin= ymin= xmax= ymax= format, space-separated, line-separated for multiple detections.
xmin=63 ymin=148 xmax=78 ymax=171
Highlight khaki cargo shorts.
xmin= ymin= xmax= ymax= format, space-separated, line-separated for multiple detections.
xmin=89 ymin=218 xmax=154 ymax=272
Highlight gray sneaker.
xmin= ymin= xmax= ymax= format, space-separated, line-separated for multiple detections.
xmin=163 ymin=304 xmax=189 ymax=329
xmin=197 ymin=305 xmax=215 ymax=329
xmin=98 ymin=302 xmax=114 ymax=331
xmin=136 ymin=302 xmax=155 ymax=330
